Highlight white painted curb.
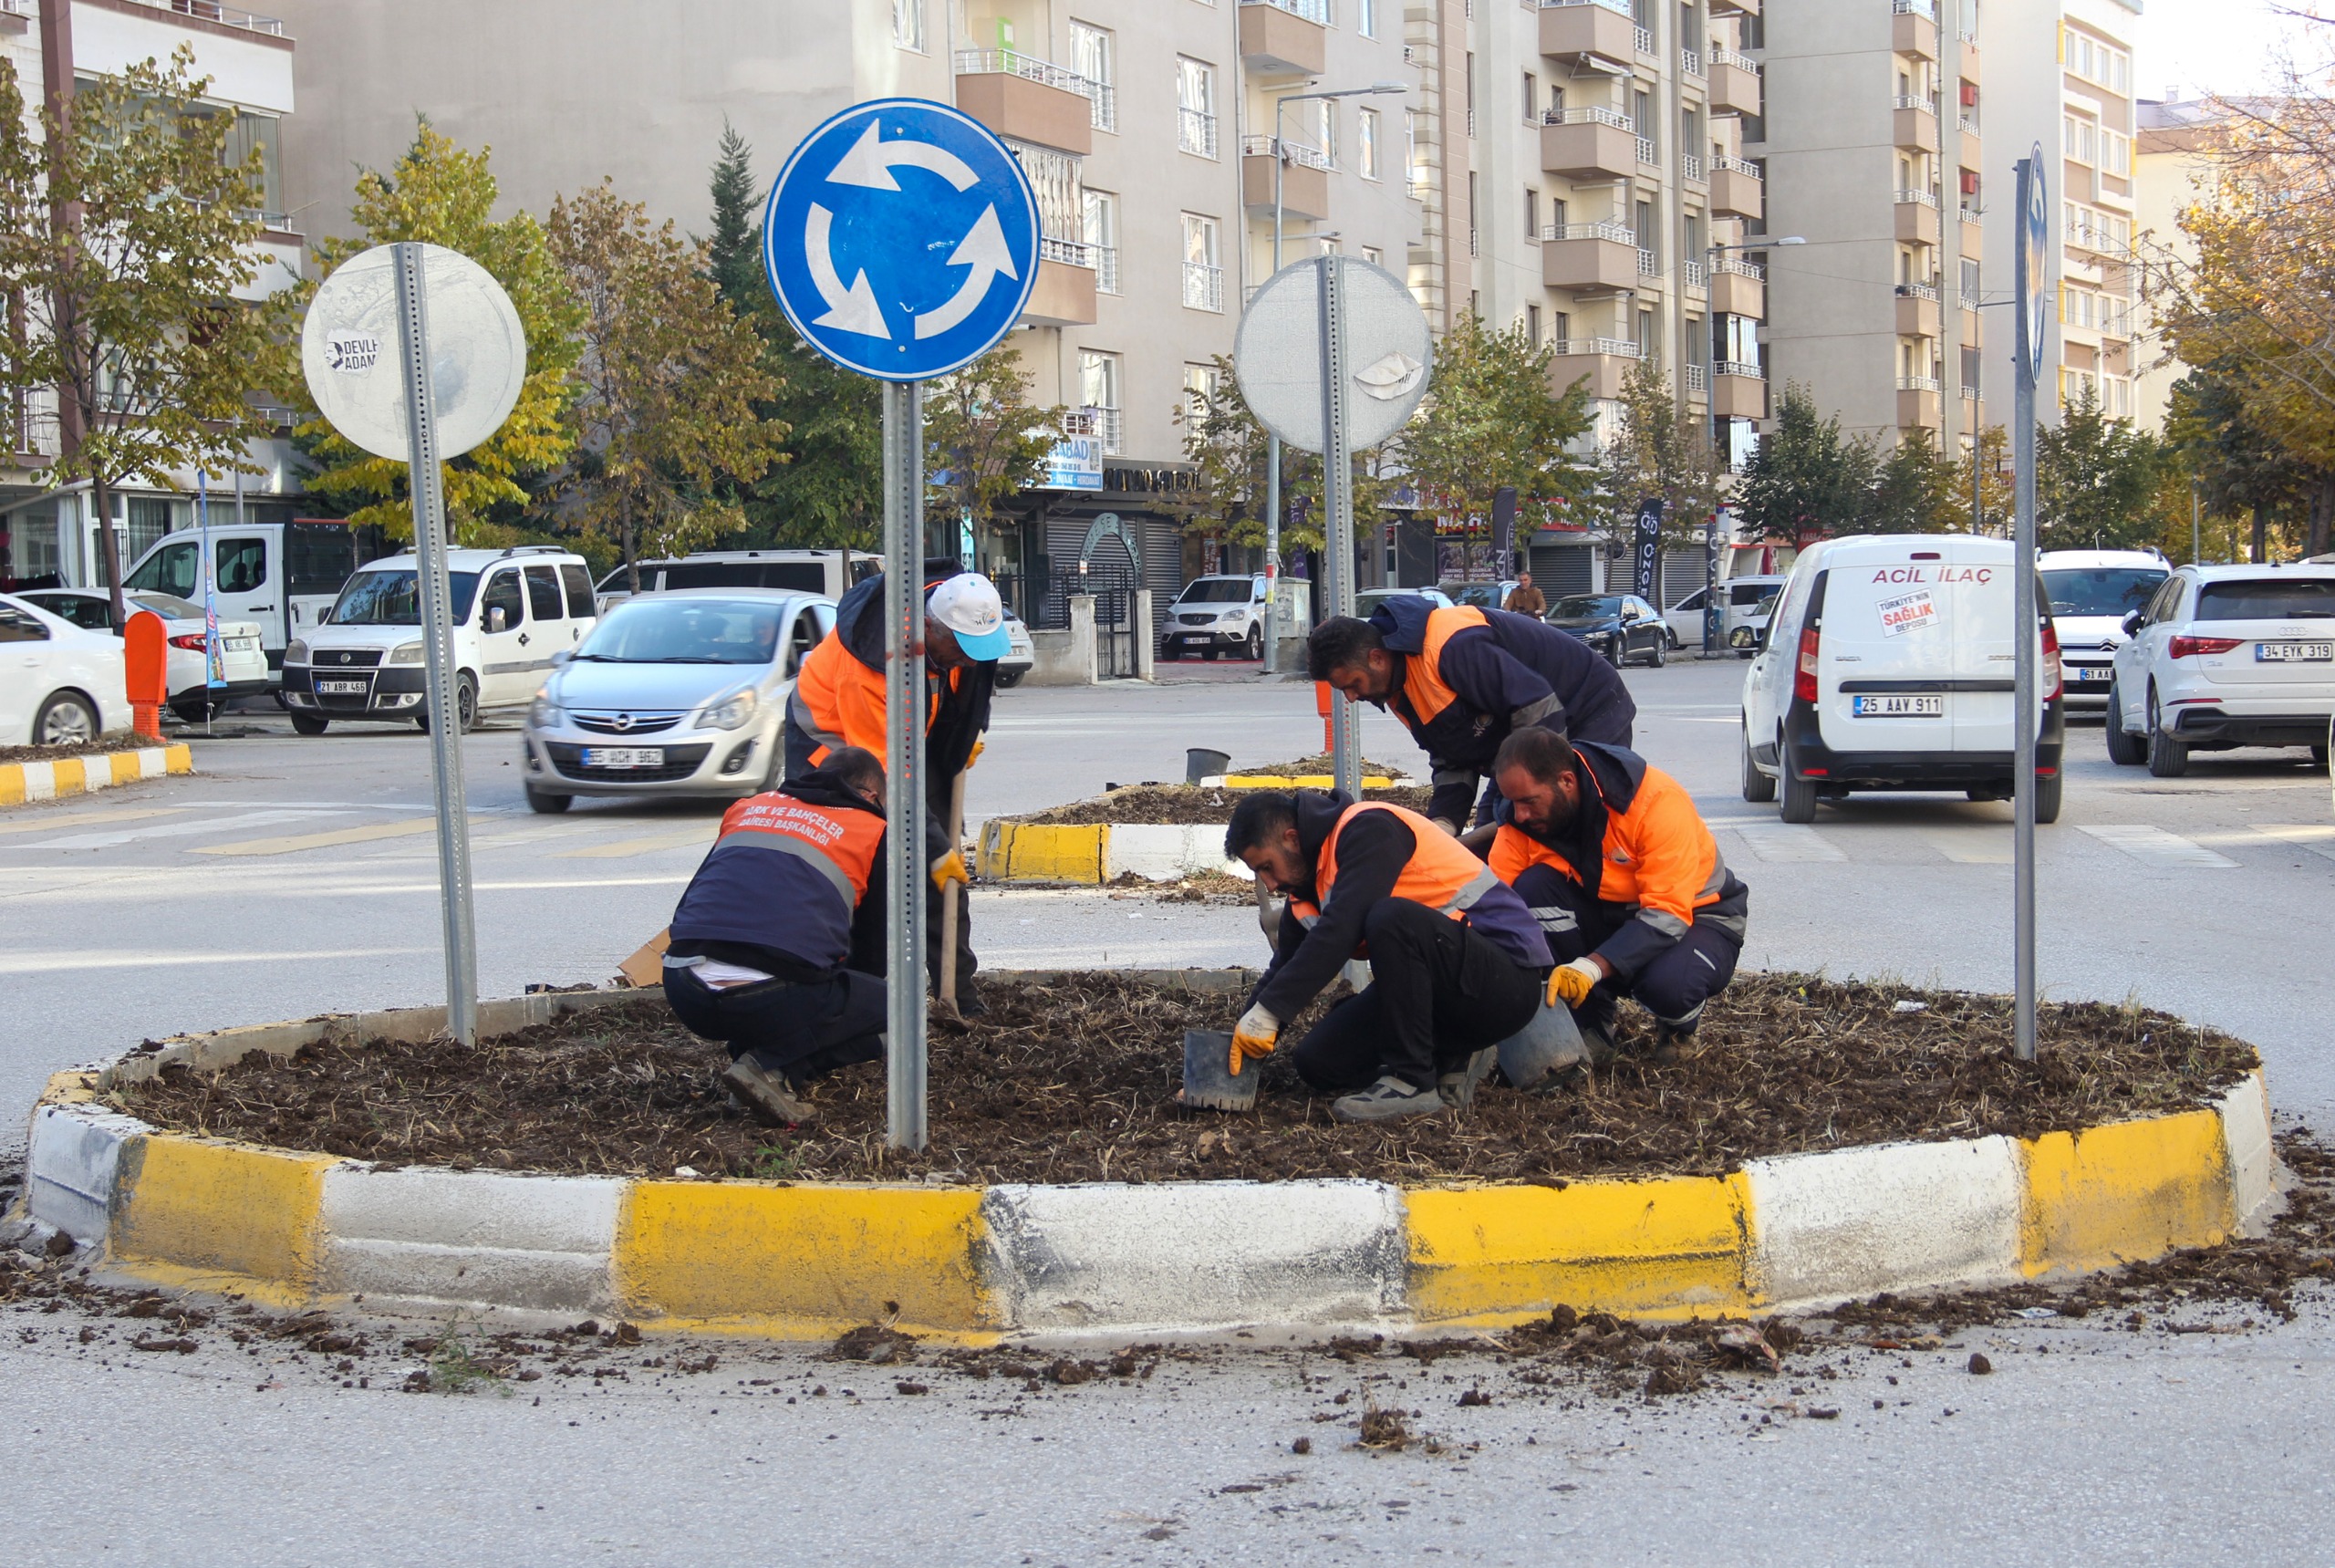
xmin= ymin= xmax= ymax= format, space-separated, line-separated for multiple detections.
xmin=1745 ymin=1136 xmax=2026 ymax=1308
xmin=320 ymin=1167 xmax=624 ymax=1315
xmin=1104 ymin=824 xmax=1251 ymax=883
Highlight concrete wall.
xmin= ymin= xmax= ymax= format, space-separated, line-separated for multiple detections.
xmin=1026 ymin=592 xmax=1095 ymax=685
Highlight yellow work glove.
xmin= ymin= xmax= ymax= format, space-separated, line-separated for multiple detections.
xmin=969 ymin=739 xmax=985 ymax=765
xmin=930 ymin=850 xmax=970 ymax=893
xmin=1544 ymin=957 xmax=1604 ymax=1010
xmin=1230 ymin=1002 xmax=1281 ymax=1077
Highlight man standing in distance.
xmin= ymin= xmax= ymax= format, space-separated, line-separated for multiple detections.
xmin=1502 ymin=572 xmax=1546 ymax=617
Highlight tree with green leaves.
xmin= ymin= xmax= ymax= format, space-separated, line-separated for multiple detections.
xmin=1174 ymin=354 xmax=1277 ymax=549
xmin=2165 ymin=366 xmax=2311 ymax=563
xmin=2035 ymin=384 xmax=2169 ymax=551
xmin=1730 ymin=382 xmax=1879 ymax=545
xmin=1594 ymin=360 xmax=1727 ymax=556
xmin=546 ymin=181 xmax=782 ymax=589
xmin=297 ymin=120 xmax=583 ymax=545
xmin=1396 ymin=311 xmax=1596 ymax=539
xmin=0 ymin=49 xmax=298 ymax=626
xmin=923 ymin=346 xmax=1062 ymax=552
xmin=1864 ymin=429 xmax=1963 ymax=534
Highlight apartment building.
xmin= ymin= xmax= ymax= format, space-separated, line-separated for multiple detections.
xmin=1404 ymin=0 xmax=1767 ymax=595
xmin=272 ymin=0 xmax=1418 ymax=619
xmin=1756 ymin=0 xmax=1986 ymax=455
xmin=2132 ymin=94 xmax=2233 ymax=433
xmin=0 ymin=0 xmax=305 ymax=593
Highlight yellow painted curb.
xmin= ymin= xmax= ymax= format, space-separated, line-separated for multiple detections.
xmin=110 ymin=1134 xmax=334 ymax=1294
xmin=977 ymin=820 xmax=1108 ymax=883
xmin=2018 ymin=1108 xmax=2236 ymax=1277
xmin=0 ymin=742 xmax=191 ymax=807
xmin=612 ymin=1180 xmax=995 ymax=1336
xmin=1220 ymin=774 xmax=1395 ymax=790
xmin=1406 ymin=1173 xmax=1755 ymax=1325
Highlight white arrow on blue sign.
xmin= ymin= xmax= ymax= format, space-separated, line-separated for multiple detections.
xmin=763 ymin=99 xmax=1042 ymax=382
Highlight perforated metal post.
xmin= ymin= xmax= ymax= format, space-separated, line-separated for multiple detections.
xmin=2011 ymin=157 xmax=2041 ymax=1064
xmin=393 ymin=242 xmax=478 ymax=1047
xmin=882 ymin=379 xmax=929 ymax=1150
xmin=1316 ymin=254 xmax=1363 ymax=800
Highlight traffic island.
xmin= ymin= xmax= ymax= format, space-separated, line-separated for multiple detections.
xmin=0 ymin=739 xmax=191 ymax=806
xmin=17 ymin=971 xmax=2282 ymax=1340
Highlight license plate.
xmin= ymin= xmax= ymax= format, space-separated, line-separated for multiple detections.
xmin=1851 ymin=694 xmax=1945 ymax=717
xmin=317 ymin=679 xmax=367 ymax=694
xmin=583 ymin=746 xmax=665 ymax=768
xmin=2257 ymin=641 xmax=2333 ymax=662
xmin=226 ymin=637 xmax=259 ymax=652
xmin=2071 ymin=665 xmax=2112 ymax=681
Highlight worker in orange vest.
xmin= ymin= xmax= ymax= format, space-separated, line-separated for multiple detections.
xmin=1224 ymin=788 xmax=1551 ymax=1122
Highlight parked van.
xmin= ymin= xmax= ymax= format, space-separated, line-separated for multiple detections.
xmin=120 ymin=519 xmax=379 ymax=681
xmin=1739 ymin=535 xmax=2065 ymax=823
xmin=282 ymin=545 xmax=598 ymax=734
xmin=595 ymin=549 xmax=881 ymax=614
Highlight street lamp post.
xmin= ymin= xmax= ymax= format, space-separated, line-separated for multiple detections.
xmin=1266 ymin=81 xmax=1404 ymax=675
xmin=1698 ymin=236 xmax=1803 ymax=657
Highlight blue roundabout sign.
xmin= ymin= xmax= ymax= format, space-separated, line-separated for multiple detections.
xmin=763 ymin=98 xmax=1042 ymax=382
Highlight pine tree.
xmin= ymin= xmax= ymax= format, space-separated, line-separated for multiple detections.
xmin=705 ymin=120 xmax=764 ymax=312
xmin=1731 ymin=383 xmax=1879 ymax=545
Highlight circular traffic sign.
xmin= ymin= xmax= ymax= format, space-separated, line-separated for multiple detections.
xmin=300 ymin=243 xmax=527 ymax=462
xmin=2019 ymin=145 xmax=2050 ymax=385
xmin=1235 ymin=257 xmax=1432 ymax=454
xmin=763 ymin=98 xmax=1042 ymax=382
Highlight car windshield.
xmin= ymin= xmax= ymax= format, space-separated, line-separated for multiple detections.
xmin=330 ymin=569 xmax=482 ymax=626
xmin=1176 ymin=579 xmax=1252 ymax=604
xmin=2195 ymin=578 xmax=2335 ymax=620
xmin=2044 ymin=567 xmax=2165 ymax=618
xmin=1446 ymin=583 xmax=1502 ymax=607
xmin=130 ymin=593 xmax=204 ymax=620
xmin=1551 ymin=596 xmax=1624 ymax=618
xmin=576 ymin=598 xmax=789 ymax=663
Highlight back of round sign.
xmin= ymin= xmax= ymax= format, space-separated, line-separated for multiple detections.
xmin=300 ymin=243 xmax=528 ymax=462
xmin=1233 ymin=256 xmax=1432 ymax=455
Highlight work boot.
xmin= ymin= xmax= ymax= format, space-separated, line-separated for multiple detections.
xmin=1437 ymin=1046 xmax=1498 ymax=1110
xmin=1332 ymin=1075 xmax=1448 ymax=1123
xmin=1651 ymin=1023 xmax=1705 ymax=1064
xmin=954 ymin=980 xmax=989 ymax=1019
xmin=721 ymin=1055 xmax=814 ymax=1127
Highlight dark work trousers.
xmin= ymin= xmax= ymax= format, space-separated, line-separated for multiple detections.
xmin=1511 ymin=865 xmax=1741 ymax=1033
xmin=1290 ymin=898 xmax=1544 ymax=1094
xmin=663 ymin=965 xmax=887 ymax=1086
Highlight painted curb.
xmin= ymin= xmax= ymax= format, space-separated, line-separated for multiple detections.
xmin=0 ymin=743 xmax=191 ymax=807
xmin=16 ymin=981 xmax=2280 ymax=1339
xmin=978 ymin=820 xmax=1251 ymax=886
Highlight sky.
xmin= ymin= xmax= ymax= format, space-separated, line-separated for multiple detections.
xmin=2129 ymin=0 xmax=2330 ymax=101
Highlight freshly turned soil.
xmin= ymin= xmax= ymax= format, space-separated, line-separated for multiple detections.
xmin=119 ymin=971 xmax=2258 ymax=1187
xmin=1022 ymin=782 xmax=1433 ymax=827
xmin=0 ymin=733 xmax=158 ymax=764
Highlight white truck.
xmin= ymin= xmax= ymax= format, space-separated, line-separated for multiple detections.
xmin=119 ymin=519 xmax=377 ymax=687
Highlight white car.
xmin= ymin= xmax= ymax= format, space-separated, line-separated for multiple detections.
xmin=13 ymin=588 xmax=271 ymax=722
xmin=283 ymin=545 xmax=598 ymax=734
xmin=997 ymin=608 xmax=1034 ymax=689
xmin=1159 ymin=574 xmax=1315 ymax=661
xmin=1665 ymin=574 xmax=1788 ymax=652
xmin=0 ymin=592 xmax=129 ymax=747
xmin=2106 ymin=563 xmax=2335 ymax=776
xmin=1740 ymin=535 xmax=2065 ymax=823
xmin=2039 ymin=548 xmax=2168 ymax=712
xmin=521 ymin=589 xmax=833 ymax=812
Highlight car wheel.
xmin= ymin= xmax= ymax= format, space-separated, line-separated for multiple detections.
xmin=1740 ymin=721 xmax=1776 ymax=803
xmin=524 ymin=784 xmax=572 ymax=815
xmin=2103 ymin=678 xmax=2145 ymax=765
xmin=1605 ymin=639 xmax=1624 ymax=669
xmin=1779 ymin=740 xmax=1820 ymax=824
xmin=2145 ymin=687 xmax=2188 ymax=778
xmin=32 ymin=691 xmax=99 ymax=748
xmin=2035 ymin=770 xmax=2064 ymax=825
xmin=169 ymin=698 xmax=212 ymax=724
xmin=1246 ymin=626 xmax=1262 ymax=661
xmin=1647 ymin=636 xmax=1666 ymax=669
xmin=290 ymin=711 xmax=329 ymax=736
xmin=1159 ymin=645 xmax=1178 ymax=662
xmin=2310 ymin=742 xmax=2330 ymax=773
xmin=994 ymin=669 xmax=1024 ymax=690
xmin=418 ymin=674 xmax=481 ymax=734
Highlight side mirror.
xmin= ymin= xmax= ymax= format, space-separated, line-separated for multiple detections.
xmin=550 ymin=649 xmax=572 ymax=668
xmin=2120 ymin=610 xmax=2144 ymax=638
xmin=488 ymin=606 xmax=507 ymax=634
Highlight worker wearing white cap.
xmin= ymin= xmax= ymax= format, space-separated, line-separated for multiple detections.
xmin=784 ymin=558 xmax=1003 ymax=1010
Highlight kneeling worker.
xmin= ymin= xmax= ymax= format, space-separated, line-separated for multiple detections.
xmin=663 ymin=745 xmax=893 ymax=1127
xmin=1225 ymin=789 xmax=1551 ymax=1122
xmin=1487 ymin=728 xmax=1749 ymax=1058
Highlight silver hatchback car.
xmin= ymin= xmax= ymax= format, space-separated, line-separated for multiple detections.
xmin=519 ymin=588 xmax=835 ymax=813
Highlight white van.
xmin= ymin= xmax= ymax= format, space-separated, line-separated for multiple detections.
xmin=2039 ymin=547 xmax=2168 ymax=711
xmin=282 ymin=546 xmax=598 ymax=734
xmin=595 ymin=549 xmax=881 ymax=614
xmin=1739 ymin=535 xmax=2066 ymax=823
xmin=120 ymin=519 xmax=378 ymax=683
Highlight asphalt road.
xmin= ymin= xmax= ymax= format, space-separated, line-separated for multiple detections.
xmin=4 ymin=659 xmax=2332 ymax=1563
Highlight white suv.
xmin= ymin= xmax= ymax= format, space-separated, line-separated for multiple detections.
xmin=2039 ymin=548 xmax=2168 ymax=712
xmin=2106 ymin=563 xmax=2335 ymax=776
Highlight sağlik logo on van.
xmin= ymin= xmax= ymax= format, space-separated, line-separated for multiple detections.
xmin=1871 ymin=566 xmax=1993 ymax=584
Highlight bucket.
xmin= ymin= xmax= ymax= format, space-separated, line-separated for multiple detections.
xmin=1496 ymin=998 xmax=1589 ymax=1093
xmin=1186 ymin=747 xmax=1231 ymax=784
xmin=1180 ymin=1029 xmax=1257 ymax=1112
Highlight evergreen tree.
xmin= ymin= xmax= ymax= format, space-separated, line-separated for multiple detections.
xmin=1731 ymin=383 xmax=1878 ymax=544
xmin=1865 ymin=430 xmax=1962 ymax=534
xmin=2035 ymin=384 xmax=2168 ymax=551
xmin=705 ymin=120 xmax=764 ymax=309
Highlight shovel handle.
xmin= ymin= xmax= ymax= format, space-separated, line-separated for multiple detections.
xmin=939 ymin=767 xmax=970 ymax=1004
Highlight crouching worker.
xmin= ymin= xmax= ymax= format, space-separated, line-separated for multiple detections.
xmin=1225 ymin=789 xmax=1551 ymax=1122
xmin=1487 ymin=728 xmax=1749 ymax=1061
xmin=663 ymin=746 xmax=890 ymax=1127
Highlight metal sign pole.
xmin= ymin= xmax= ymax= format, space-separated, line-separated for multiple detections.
xmin=883 ymin=379 xmax=929 ymax=1152
xmin=392 ymin=241 xmax=479 ymax=1047
xmin=2011 ymin=154 xmax=2043 ymax=1064
xmin=1317 ymin=255 xmax=1362 ymax=799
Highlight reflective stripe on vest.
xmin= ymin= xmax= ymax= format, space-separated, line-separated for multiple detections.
xmin=1392 ymin=605 xmax=1491 ymax=732
xmin=791 ymin=631 xmax=949 ymax=768
xmin=1291 ymin=800 xmax=1502 ymax=927
xmin=711 ymin=794 xmax=884 ymax=905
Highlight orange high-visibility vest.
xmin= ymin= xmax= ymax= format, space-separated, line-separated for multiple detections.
xmin=1487 ymin=761 xmax=1730 ymax=934
xmin=711 ymin=791 xmax=886 ymax=903
xmin=1289 ymin=800 xmax=1504 ymax=929
xmin=789 ymin=630 xmax=955 ymax=768
xmin=1388 ymin=605 xmax=1490 ymax=731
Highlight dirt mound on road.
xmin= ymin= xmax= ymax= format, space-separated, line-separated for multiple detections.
xmin=1022 ymin=782 xmax=1433 ymax=826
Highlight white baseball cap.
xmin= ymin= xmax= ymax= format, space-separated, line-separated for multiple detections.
xmin=927 ymin=572 xmax=1012 ymax=661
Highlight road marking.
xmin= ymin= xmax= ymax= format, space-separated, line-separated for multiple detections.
xmin=2078 ymin=824 xmax=2238 ymax=869
xmin=1925 ymin=828 xmax=2011 ymax=866
xmin=554 ymin=826 xmax=720 ymax=859
xmin=1729 ymin=824 xmax=1846 ymax=863
xmin=26 ymin=810 xmax=325 ymax=849
xmin=0 ymin=946 xmax=431 ymax=975
xmin=192 ymin=815 xmax=493 ymax=857
xmin=0 ymin=805 xmax=186 ymax=836
xmin=2250 ymin=825 xmax=2335 ymax=863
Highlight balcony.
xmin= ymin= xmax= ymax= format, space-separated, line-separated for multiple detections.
xmin=1713 ymin=363 xmax=1767 ymax=419
xmin=1893 ymin=0 xmax=1939 ymax=59
xmin=1022 ymin=254 xmax=1098 ymax=327
xmin=1178 ymin=107 xmax=1219 ymax=160
xmin=1710 ymin=255 xmax=1764 ymax=316
xmin=1708 ymin=153 xmax=1763 ymax=220
xmin=1896 ymin=376 xmax=1942 ymax=429
xmin=1957 ymin=117 xmax=1981 ymax=161
xmin=1682 ymin=152 xmax=1707 ymax=184
xmin=1540 ymin=107 xmax=1637 ymax=181
xmin=1894 ymin=281 xmax=1942 ymax=338
xmin=1710 ymin=0 xmax=1759 ymax=14
xmin=1894 ymin=97 xmax=1939 ymax=154
xmin=1684 ymin=259 xmax=1708 ymax=293
xmin=1539 ymin=0 xmax=1636 ymax=70
xmin=1240 ymin=135 xmax=1330 ymax=220
xmin=1894 ymin=188 xmax=1941 ymax=245
xmin=1684 ymin=362 xmax=1708 ymax=396
xmin=1707 ymin=47 xmax=1761 ymax=118
xmin=1183 ymin=262 xmax=1225 ymax=313
xmin=954 ymin=51 xmax=1095 ymax=156
xmin=1541 ymin=221 xmax=1640 ymax=291
xmin=118 ymin=0 xmax=287 ymax=36
xmin=1239 ymin=0 xmax=1327 ymax=77
xmin=1547 ymin=337 xmax=1645 ymax=400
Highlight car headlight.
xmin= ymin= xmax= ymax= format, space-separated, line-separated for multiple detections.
xmin=285 ymin=639 xmax=308 ymax=664
xmin=388 ymin=641 xmax=425 ymax=666
xmin=701 ymin=689 xmax=758 ymax=731
xmin=528 ymin=692 xmax=561 ymax=728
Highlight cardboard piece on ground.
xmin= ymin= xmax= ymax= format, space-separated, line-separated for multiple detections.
xmin=618 ymin=928 xmax=670 ymax=989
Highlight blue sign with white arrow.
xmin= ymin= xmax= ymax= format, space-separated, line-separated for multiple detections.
xmin=763 ymin=99 xmax=1042 ymax=382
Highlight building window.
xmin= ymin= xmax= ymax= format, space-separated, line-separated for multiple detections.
xmin=1083 ymin=189 xmax=1120 ymax=294
xmin=1406 ymin=109 xmax=1423 ymax=193
xmin=1183 ymin=361 xmax=1220 ymax=418
xmin=224 ymin=112 xmax=285 ymax=221
xmin=1177 ymin=57 xmax=1219 ymax=159
xmin=1523 ymin=71 xmax=1538 ymax=126
xmin=1070 ymin=20 xmax=1116 ymax=133
xmin=1359 ymin=0 xmax=1375 ymax=37
xmin=1362 ymin=244 xmax=1384 ymax=267
xmin=1181 ymin=213 xmax=1223 ymax=311
xmin=1637 ymin=307 xmax=1657 ymax=362
xmin=891 ymin=0 xmax=925 ymax=51
xmin=1314 ymin=99 xmax=1339 ymax=169
xmin=1525 ymin=303 xmax=1542 ymax=341
xmin=1010 ymin=140 xmax=1085 ymax=263
xmin=1078 ymin=350 xmax=1123 ymax=453
xmin=1358 ymin=107 xmax=1380 ymax=181
xmin=1553 ymin=309 xmax=1571 ymax=348
xmin=1524 ymin=186 xmax=1539 ymax=240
